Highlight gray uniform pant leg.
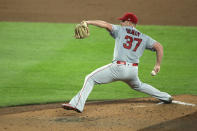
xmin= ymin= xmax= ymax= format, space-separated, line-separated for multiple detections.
xmin=69 ymin=63 xmax=171 ymax=112
xmin=69 ymin=63 xmax=115 ymax=112
xmin=126 ymin=76 xmax=171 ymax=101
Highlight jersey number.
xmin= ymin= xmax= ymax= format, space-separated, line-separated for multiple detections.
xmin=123 ymin=35 xmax=142 ymax=51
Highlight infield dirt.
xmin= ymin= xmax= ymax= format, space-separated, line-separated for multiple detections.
xmin=0 ymin=0 xmax=197 ymax=131
xmin=0 ymin=95 xmax=197 ymax=131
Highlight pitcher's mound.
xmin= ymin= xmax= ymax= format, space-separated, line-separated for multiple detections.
xmin=0 ymin=95 xmax=197 ymax=131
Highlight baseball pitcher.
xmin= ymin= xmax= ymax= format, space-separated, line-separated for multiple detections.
xmin=62 ymin=12 xmax=172 ymax=113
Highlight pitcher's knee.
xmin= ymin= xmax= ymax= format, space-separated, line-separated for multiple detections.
xmin=130 ymin=82 xmax=142 ymax=89
xmin=85 ymin=74 xmax=96 ymax=85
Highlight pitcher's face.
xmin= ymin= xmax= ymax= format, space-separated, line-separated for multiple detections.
xmin=120 ymin=21 xmax=131 ymax=26
xmin=120 ymin=21 xmax=136 ymax=27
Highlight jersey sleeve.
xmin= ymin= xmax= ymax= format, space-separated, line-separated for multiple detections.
xmin=110 ymin=25 xmax=120 ymax=38
xmin=145 ymin=36 xmax=157 ymax=51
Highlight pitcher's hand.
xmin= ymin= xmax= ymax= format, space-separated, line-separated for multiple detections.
xmin=154 ymin=65 xmax=160 ymax=73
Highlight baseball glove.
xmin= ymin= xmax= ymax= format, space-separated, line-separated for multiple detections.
xmin=74 ymin=21 xmax=89 ymax=39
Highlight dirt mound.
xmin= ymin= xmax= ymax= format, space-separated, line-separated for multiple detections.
xmin=0 ymin=95 xmax=197 ymax=131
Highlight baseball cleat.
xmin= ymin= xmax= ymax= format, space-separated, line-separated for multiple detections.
xmin=62 ymin=103 xmax=81 ymax=113
xmin=159 ymin=97 xmax=173 ymax=104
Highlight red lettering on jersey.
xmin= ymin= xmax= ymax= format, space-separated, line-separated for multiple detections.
xmin=137 ymin=32 xmax=140 ymax=37
xmin=123 ymin=35 xmax=142 ymax=51
xmin=126 ymin=28 xmax=132 ymax=34
xmin=133 ymin=38 xmax=142 ymax=51
xmin=131 ymin=30 xmax=135 ymax=35
xmin=126 ymin=28 xmax=140 ymax=37
xmin=123 ymin=35 xmax=133 ymax=49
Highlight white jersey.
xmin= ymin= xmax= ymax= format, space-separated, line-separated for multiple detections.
xmin=111 ymin=25 xmax=157 ymax=63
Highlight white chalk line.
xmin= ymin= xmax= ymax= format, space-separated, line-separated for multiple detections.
xmin=157 ymin=100 xmax=196 ymax=107
xmin=131 ymin=100 xmax=196 ymax=108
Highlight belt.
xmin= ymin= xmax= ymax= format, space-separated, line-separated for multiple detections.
xmin=116 ymin=61 xmax=138 ymax=66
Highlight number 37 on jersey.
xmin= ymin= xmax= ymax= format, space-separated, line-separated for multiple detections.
xmin=123 ymin=28 xmax=142 ymax=52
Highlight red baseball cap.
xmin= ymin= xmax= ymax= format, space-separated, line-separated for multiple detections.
xmin=118 ymin=12 xmax=138 ymax=24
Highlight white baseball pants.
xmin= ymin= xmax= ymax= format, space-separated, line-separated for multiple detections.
xmin=69 ymin=62 xmax=171 ymax=112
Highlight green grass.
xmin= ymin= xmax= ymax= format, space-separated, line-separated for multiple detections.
xmin=0 ymin=22 xmax=197 ymax=107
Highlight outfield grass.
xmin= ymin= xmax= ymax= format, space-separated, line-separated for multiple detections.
xmin=0 ymin=22 xmax=196 ymax=107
